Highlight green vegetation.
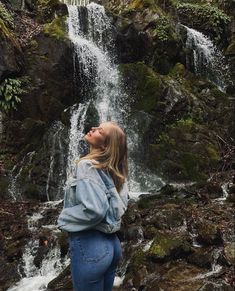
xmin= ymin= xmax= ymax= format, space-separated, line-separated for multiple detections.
xmin=154 ymin=16 xmax=174 ymax=42
xmin=44 ymin=16 xmax=68 ymax=40
xmin=119 ymin=62 xmax=164 ymax=113
xmin=0 ymin=77 xmax=29 ymax=112
xmin=176 ymin=3 xmax=231 ymax=39
xmin=0 ymin=3 xmax=14 ymax=28
xmin=37 ymin=0 xmax=60 ymax=22
xmin=147 ymin=231 xmax=192 ymax=261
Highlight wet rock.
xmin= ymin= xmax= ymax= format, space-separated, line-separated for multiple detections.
xmin=206 ymin=181 xmax=223 ymax=199
xmin=196 ymin=221 xmax=223 ymax=246
xmin=224 ymin=242 xmax=235 ymax=266
xmin=124 ymin=225 xmax=144 ymax=242
xmin=147 ymin=231 xmax=192 ymax=262
xmin=146 ymin=207 xmax=185 ymax=230
xmin=56 ymin=231 xmax=69 ymax=258
xmin=0 ymin=259 xmax=21 ymax=291
xmin=33 ymin=236 xmax=50 ymax=268
xmin=0 ymin=16 xmax=23 ymax=82
xmin=198 ymin=280 xmax=234 ymax=291
xmin=47 ymin=265 xmax=73 ymax=291
xmin=226 ymin=183 xmax=235 ymax=203
xmin=187 ymin=247 xmax=213 ymax=269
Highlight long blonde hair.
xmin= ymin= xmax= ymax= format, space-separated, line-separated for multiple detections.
xmin=78 ymin=121 xmax=128 ymax=192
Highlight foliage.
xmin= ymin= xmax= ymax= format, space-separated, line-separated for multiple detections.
xmin=154 ymin=16 xmax=173 ymax=42
xmin=0 ymin=2 xmax=14 ymax=29
xmin=44 ymin=16 xmax=67 ymax=40
xmin=156 ymin=132 xmax=176 ymax=146
xmin=0 ymin=77 xmax=29 ymax=112
xmin=37 ymin=0 xmax=60 ymax=22
xmin=176 ymin=3 xmax=231 ymax=35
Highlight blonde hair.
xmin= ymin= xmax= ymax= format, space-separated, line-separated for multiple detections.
xmin=78 ymin=121 xmax=128 ymax=193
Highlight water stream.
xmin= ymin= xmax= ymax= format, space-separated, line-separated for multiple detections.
xmin=8 ymin=201 xmax=69 ymax=291
xmin=184 ymin=25 xmax=231 ymax=91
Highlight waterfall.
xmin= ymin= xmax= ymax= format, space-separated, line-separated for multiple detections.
xmin=45 ymin=122 xmax=67 ymax=201
xmin=67 ymin=2 xmax=127 ymax=125
xmin=8 ymin=152 xmax=35 ymax=201
xmin=64 ymin=1 xmax=129 ymax=181
xmin=66 ymin=102 xmax=90 ymax=180
xmin=7 ymin=201 xmax=69 ymax=291
xmin=184 ymin=25 xmax=231 ymax=91
xmin=65 ymin=2 xmax=164 ymax=193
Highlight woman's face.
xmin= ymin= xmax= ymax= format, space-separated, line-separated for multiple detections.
xmin=84 ymin=123 xmax=111 ymax=149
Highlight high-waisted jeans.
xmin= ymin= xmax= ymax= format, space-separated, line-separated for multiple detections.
xmin=68 ymin=229 xmax=122 ymax=291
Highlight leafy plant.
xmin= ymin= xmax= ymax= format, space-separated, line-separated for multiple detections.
xmin=0 ymin=77 xmax=29 ymax=112
xmin=0 ymin=2 xmax=14 ymax=29
xmin=154 ymin=16 xmax=172 ymax=42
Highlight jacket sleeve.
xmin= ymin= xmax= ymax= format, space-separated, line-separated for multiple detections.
xmin=58 ymin=162 xmax=109 ymax=230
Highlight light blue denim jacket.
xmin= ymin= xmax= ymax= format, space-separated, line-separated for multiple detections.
xmin=57 ymin=159 xmax=129 ymax=233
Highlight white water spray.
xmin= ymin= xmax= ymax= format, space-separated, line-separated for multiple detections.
xmin=8 ymin=201 xmax=69 ymax=291
xmin=184 ymin=25 xmax=231 ymax=91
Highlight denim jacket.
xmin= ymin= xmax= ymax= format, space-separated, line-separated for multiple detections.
xmin=57 ymin=159 xmax=129 ymax=233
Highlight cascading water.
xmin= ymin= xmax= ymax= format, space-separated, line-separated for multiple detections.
xmin=45 ymin=121 xmax=67 ymax=201
xmin=8 ymin=151 xmax=35 ymax=201
xmin=65 ymin=1 xmax=164 ymax=193
xmin=7 ymin=201 xmax=69 ymax=291
xmin=184 ymin=25 xmax=231 ymax=91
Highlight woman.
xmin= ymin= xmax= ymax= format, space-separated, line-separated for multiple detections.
xmin=58 ymin=121 xmax=129 ymax=291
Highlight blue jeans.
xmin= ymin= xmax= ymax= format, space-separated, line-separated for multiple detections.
xmin=68 ymin=229 xmax=122 ymax=291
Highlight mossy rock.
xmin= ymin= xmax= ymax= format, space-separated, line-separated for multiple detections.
xmin=128 ymin=249 xmax=147 ymax=273
xmin=224 ymin=242 xmax=235 ymax=266
xmin=147 ymin=231 xmax=192 ymax=262
xmin=144 ymin=225 xmax=159 ymax=239
xmin=175 ymin=3 xmax=231 ymax=43
xmin=187 ymin=247 xmax=213 ymax=268
xmin=0 ymin=18 xmax=20 ymax=49
xmin=43 ymin=16 xmax=68 ymax=40
xmin=119 ymin=62 xmax=164 ymax=113
xmin=23 ymin=183 xmax=40 ymax=200
xmin=196 ymin=221 xmax=223 ymax=246
xmin=225 ymin=41 xmax=235 ymax=56
xmin=36 ymin=0 xmax=61 ymax=23
xmin=148 ymin=116 xmax=221 ymax=182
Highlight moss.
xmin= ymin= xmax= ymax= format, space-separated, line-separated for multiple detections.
xmin=43 ymin=16 xmax=68 ymax=40
xmin=37 ymin=0 xmax=61 ymax=22
xmin=196 ymin=222 xmax=222 ymax=245
xmin=0 ymin=176 xmax=8 ymax=195
xmin=130 ymin=249 xmax=147 ymax=271
xmin=119 ymin=62 xmax=164 ymax=113
xmin=206 ymin=145 xmax=220 ymax=163
xmin=225 ymin=41 xmax=235 ymax=56
xmin=169 ymin=63 xmax=186 ymax=77
xmin=153 ymin=16 xmax=177 ymax=42
xmin=0 ymin=2 xmax=14 ymax=29
xmin=176 ymin=3 xmax=231 ymax=41
xmin=0 ymin=19 xmax=20 ymax=49
xmin=23 ymin=183 xmax=40 ymax=199
xmin=144 ymin=225 xmax=158 ymax=239
xmin=147 ymin=231 xmax=192 ymax=261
